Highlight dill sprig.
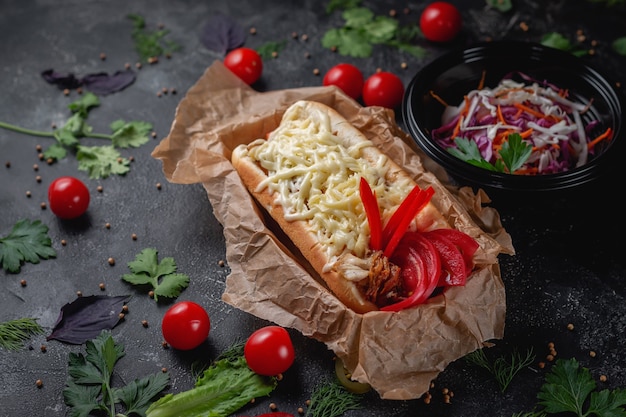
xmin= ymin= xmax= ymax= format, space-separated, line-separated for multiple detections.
xmin=0 ymin=318 xmax=45 ymax=350
xmin=306 ymin=380 xmax=363 ymax=417
xmin=465 ymin=346 xmax=535 ymax=393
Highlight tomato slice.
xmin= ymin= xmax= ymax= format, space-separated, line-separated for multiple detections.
xmin=423 ymin=231 xmax=467 ymax=286
xmin=424 ymin=228 xmax=478 ymax=274
xmin=382 ymin=232 xmax=441 ymax=312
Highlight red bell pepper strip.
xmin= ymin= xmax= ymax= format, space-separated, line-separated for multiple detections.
xmin=382 ymin=232 xmax=441 ymax=312
xmin=359 ymin=177 xmax=383 ymax=251
xmin=423 ymin=228 xmax=479 ymax=275
xmin=383 ymin=186 xmax=435 ymax=258
xmin=381 ymin=184 xmax=423 ymax=248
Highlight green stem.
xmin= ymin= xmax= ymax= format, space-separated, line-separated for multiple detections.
xmin=0 ymin=121 xmax=55 ymax=138
xmin=0 ymin=121 xmax=113 ymax=140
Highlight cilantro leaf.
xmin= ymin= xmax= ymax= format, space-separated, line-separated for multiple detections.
xmin=541 ymin=32 xmax=588 ymax=57
xmin=256 ymin=40 xmax=287 ymax=60
xmin=76 ymin=145 xmax=130 ymax=179
xmin=325 ymin=0 xmax=361 ymax=14
xmin=64 ymin=331 xmax=170 ymax=417
xmin=0 ymin=219 xmax=56 ymax=273
xmin=122 ymin=248 xmax=190 ymax=301
xmin=68 ymin=92 xmax=101 ymax=115
xmin=109 ymin=120 xmax=152 ymax=148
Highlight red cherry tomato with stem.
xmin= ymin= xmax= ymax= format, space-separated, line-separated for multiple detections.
xmin=362 ymin=72 xmax=405 ymax=109
xmin=244 ymin=326 xmax=295 ymax=376
xmin=161 ymin=301 xmax=210 ymax=350
xmin=419 ymin=2 xmax=462 ymax=43
xmin=223 ymin=47 xmax=263 ymax=85
xmin=48 ymin=176 xmax=90 ymax=219
xmin=323 ymin=63 xmax=364 ymax=100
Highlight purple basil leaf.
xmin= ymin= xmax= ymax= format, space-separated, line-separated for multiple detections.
xmin=81 ymin=69 xmax=136 ymax=95
xmin=200 ymin=13 xmax=246 ymax=55
xmin=41 ymin=69 xmax=83 ymax=90
xmin=47 ymin=295 xmax=130 ymax=344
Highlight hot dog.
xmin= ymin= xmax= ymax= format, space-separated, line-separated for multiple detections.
xmin=232 ymin=100 xmax=464 ymax=314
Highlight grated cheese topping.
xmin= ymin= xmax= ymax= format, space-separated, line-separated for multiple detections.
xmin=243 ymin=101 xmax=415 ymax=263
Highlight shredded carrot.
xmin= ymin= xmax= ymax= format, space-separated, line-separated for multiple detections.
xmin=519 ymin=128 xmax=534 ymax=139
xmin=451 ymin=96 xmax=470 ymax=138
xmin=514 ymin=167 xmax=539 ymax=175
xmin=513 ymin=102 xmax=547 ymax=119
xmin=429 ymin=90 xmax=448 ymax=107
xmin=496 ymin=105 xmax=506 ymax=124
xmin=478 ymin=70 xmax=487 ymax=90
xmin=587 ymin=127 xmax=613 ymax=150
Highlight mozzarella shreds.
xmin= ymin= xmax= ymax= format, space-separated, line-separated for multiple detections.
xmin=244 ymin=102 xmax=413 ymax=261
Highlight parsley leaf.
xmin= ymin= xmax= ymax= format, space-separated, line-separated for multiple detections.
xmin=76 ymin=145 xmax=131 ymax=179
xmin=0 ymin=219 xmax=56 ymax=273
xmin=322 ymin=6 xmax=425 ymax=58
xmin=122 ymin=248 xmax=190 ymax=301
xmin=449 ymin=133 xmax=531 ymax=174
xmin=532 ymin=358 xmax=626 ymax=416
xmin=63 ymin=330 xmax=170 ymax=417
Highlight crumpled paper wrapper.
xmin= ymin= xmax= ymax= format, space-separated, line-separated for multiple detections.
xmin=152 ymin=61 xmax=515 ymax=400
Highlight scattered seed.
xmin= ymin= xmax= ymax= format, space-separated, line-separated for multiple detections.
xmin=403 ymin=7 xmax=411 ymax=14
xmin=401 ymin=62 xmax=408 ymax=70
xmin=46 ymin=158 xmax=54 ymax=165
xmin=20 ymin=279 xmax=27 ymax=287
xmin=33 ymin=164 xmax=39 ymax=171
xmin=135 ymin=62 xmax=142 ymax=69
xmin=297 ymin=407 xmax=304 ymax=415
xmin=125 ymin=62 xmax=131 ymax=70
xmin=170 ymin=88 xmax=177 ymax=94
xmin=305 ymin=399 xmax=310 ymax=406
xmin=304 ymin=52 xmax=311 ymax=59
xmin=291 ymin=31 xmax=298 ymax=39
xmin=301 ymin=34 xmax=308 ymax=42
xmin=36 ymin=175 xmax=42 ymax=183
xmin=269 ymin=403 xmax=277 ymax=411
xmin=148 ymin=56 xmax=159 ymax=64
xmin=40 ymin=345 xmax=47 ymax=353
xmin=330 ymin=45 xmax=337 ymax=52
xmin=100 ymin=52 xmax=106 ymax=60
xmin=538 ymin=361 xmax=546 ymax=369
xmin=129 ymin=156 xmax=135 ymax=162
xmin=589 ymin=350 xmax=597 ymax=358
xmin=313 ymin=68 xmax=320 ymax=76
xmin=76 ymin=290 xmax=83 ymax=297
xmin=162 ymin=341 xmax=169 ymax=349
xmin=122 ymin=305 xmax=129 ymax=313
xmin=546 ymin=354 xmax=555 ymax=362
xmin=249 ymin=27 xmax=257 ymax=35
xmin=156 ymin=183 xmax=162 ymax=190
xmin=38 ymin=153 xmax=44 ymax=160
xmin=519 ymin=21 xmax=529 ymax=31
xmin=26 ymin=191 xmax=31 ymax=198
xmin=161 ymin=367 xmax=167 ymax=373
xmin=118 ymin=313 xmax=125 ymax=320
xmin=97 ymin=185 xmax=103 ymax=193
xmin=149 ymin=290 xmax=155 ymax=298
xmin=36 ymin=379 xmax=43 ymax=388
xmin=142 ymin=320 xmax=149 ymax=328
xmin=218 ymin=259 xmax=225 ymax=267
xmin=4 ymin=161 xmax=10 ymax=168
xmin=567 ymin=323 xmax=575 ymax=331
xmin=131 ymin=233 xmax=138 ymax=241
xmin=443 ymin=394 xmax=451 ymax=403
xmin=99 ymin=283 xmax=106 ymax=290
xmin=40 ymin=202 xmax=47 ymax=210
xmin=271 ymin=51 xmax=278 ymax=58
xmin=105 ymin=222 xmax=111 ymax=229
xmin=108 ymin=257 xmax=115 ymax=266
xmin=151 ymin=131 xmax=157 ymax=138
xmin=36 ymin=144 xmax=42 ymax=152
xmin=389 ymin=9 xmax=397 ymax=17
xmin=276 ymin=373 xmax=283 ymax=381
xmin=599 ymin=374 xmax=607 ymax=382
xmin=63 ymin=89 xmax=70 ymax=96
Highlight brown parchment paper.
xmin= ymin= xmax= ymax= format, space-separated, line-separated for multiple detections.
xmin=152 ymin=61 xmax=515 ymax=400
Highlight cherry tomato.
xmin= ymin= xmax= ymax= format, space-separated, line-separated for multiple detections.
xmin=362 ymin=72 xmax=405 ymax=109
xmin=47 ymin=176 xmax=90 ymax=219
xmin=223 ymin=47 xmax=263 ymax=85
xmin=419 ymin=2 xmax=462 ymax=43
xmin=322 ymin=63 xmax=364 ymax=100
xmin=244 ymin=326 xmax=295 ymax=376
xmin=161 ymin=301 xmax=210 ymax=350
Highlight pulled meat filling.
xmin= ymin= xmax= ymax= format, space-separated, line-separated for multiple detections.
xmin=357 ymin=251 xmax=404 ymax=307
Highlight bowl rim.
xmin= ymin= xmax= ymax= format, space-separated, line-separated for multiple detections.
xmin=402 ymin=40 xmax=625 ymax=192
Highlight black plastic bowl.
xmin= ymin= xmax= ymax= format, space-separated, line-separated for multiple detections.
xmin=402 ymin=41 xmax=624 ymax=192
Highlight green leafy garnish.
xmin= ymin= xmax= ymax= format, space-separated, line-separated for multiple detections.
xmin=0 ymin=318 xmax=45 ymax=350
xmin=612 ymin=37 xmax=626 ymax=55
xmin=486 ymin=0 xmax=513 ymax=12
xmin=325 ymin=0 xmax=361 ymax=14
xmin=465 ymin=347 xmax=535 ymax=393
xmin=146 ymin=355 xmax=277 ymax=417
xmin=257 ymin=40 xmax=288 ymax=60
xmin=121 ymin=248 xmax=190 ymax=301
xmin=305 ymin=380 xmax=363 ymax=417
xmin=448 ymin=133 xmax=532 ymax=174
xmin=0 ymin=92 xmax=152 ymax=179
xmin=322 ymin=7 xmax=426 ymax=58
xmin=540 ymin=32 xmax=588 ymax=57
xmin=515 ymin=358 xmax=626 ymax=416
xmin=0 ymin=219 xmax=56 ymax=273
xmin=63 ymin=330 xmax=170 ymax=417
xmin=128 ymin=14 xmax=181 ymax=62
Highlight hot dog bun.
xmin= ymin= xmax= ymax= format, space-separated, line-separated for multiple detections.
xmin=232 ymin=100 xmax=448 ymax=313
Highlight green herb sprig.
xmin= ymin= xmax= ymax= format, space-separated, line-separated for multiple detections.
xmin=0 ymin=92 xmax=152 ymax=179
xmin=0 ymin=318 xmax=45 ymax=350
xmin=121 ymin=248 xmax=190 ymax=301
xmin=0 ymin=219 xmax=56 ymax=273
xmin=449 ymin=133 xmax=532 ymax=174
xmin=465 ymin=347 xmax=535 ymax=393
xmin=63 ymin=330 xmax=170 ymax=417
xmin=322 ymin=7 xmax=426 ymax=58
xmin=128 ymin=14 xmax=181 ymax=62
xmin=514 ymin=357 xmax=626 ymax=416
xmin=305 ymin=380 xmax=363 ymax=417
